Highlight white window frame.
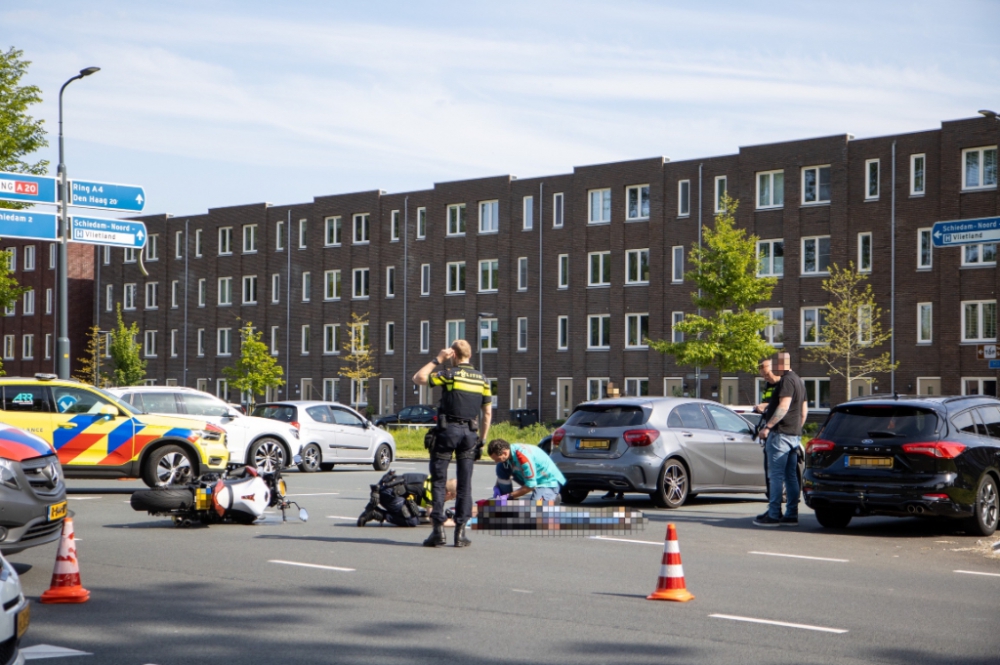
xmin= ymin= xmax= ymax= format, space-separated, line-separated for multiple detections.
xmin=105 ymin=285 xmax=113 ymax=312
xmin=217 ymin=277 xmax=232 ymax=306
xmin=351 ymin=379 xmax=368 ymax=408
xmin=325 ymin=216 xmax=342 ymax=246
xmin=865 ymin=158 xmax=880 ymax=200
xmin=298 ymin=219 xmax=308 ymax=248
xmin=242 ymin=224 xmax=258 ymax=253
xmin=170 ymin=329 xmax=178 ymax=357
xmin=758 ymin=307 xmax=784 ymax=346
xmin=446 ymin=262 xmax=466 ymax=295
xmin=552 ymin=193 xmax=564 ymax=228
xmin=275 ymin=221 xmax=285 ymax=251
xmin=479 ymin=200 xmax=499 ymax=234
xmin=420 ymin=264 xmax=431 ymax=296
xmin=678 ymin=180 xmax=690 ymax=217
xmin=195 ymin=229 xmax=204 ymax=257
xmin=517 ymin=257 xmax=528 ymax=291
xmin=390 ymin=210 xmax=400 ymax=242
xmin=671 ymin=311 xmax=684 ymax=343
xmin=385 ymin=266 xmax=395 ymax=298
xmin=858 ymin=304 xmax=873 ymax=344
xmin=756 ymin=170 xmax=784 ymax=209
xmin=624 ymin=378 xmax=649 ymax=397
xmin=270 ymin=326 xmax=279 ymax=356
xmin=478 ymin=259 xmax=499 ymax=293
xmin=962 ymin=146 xmax=998 ymax=190
xmin=218 ymin=227 xmax=232 ymax=256
xmin=45 ymin=288 xmax=52 ymax=314
xmin=917 ymin=302 xmax=932 ymax=344
xmin=217 ymin=328 xmax=232 ymax=356
xmin=353 ymin=213 xmax=370 ymax=244
xmin=446 ymin=320 xmax=465 ymax=347
xmin=271 ymin=274 xmax=280 ymax=303
xmin=588 ymin=378 xmax=610 ymax=401
xmin=196 ymin=329 xmax=205 ymax=357
xmin=447 ymin=204 xmax=466 ymax=236
xmin=352 ymin=268 xmax=370 ymax=300
xmin=242 ymin=275 xmax=258 ymax=304
xmin=144 ymin=330 xmax=157 ymax=358
xmin=324 ymin=270 xmax=341 ymax=301
xmin=171 ymin=280 xmax=179 ymax=308
xmin=625 ymin=313 xmax=649 ymax=349
xmin=858 ymin=232 xmax=872 ymax=273
xmin=21 ymin=334 xmax=33 ymax=360
xmin=517 ymin=317 xmax=528 ymax=351
xmin=917 ymin=228 xmax=932 ymax=270
xmin=301 ymin=324 xmax=311 ymax=355
xmin=588 ymin=188 xmax=611 ymax=225
xmin=22 ymin=290 xmax=34 ymax=316
xmin=45 ymin=334 xmax=52 ymax=360
xmin=557 ymin=316 xmax=569 ymax=350
xmin=174 ymin=230 xmax=184 ymax=259
xmin=416 ymin=207 xmax=427 ymax=239
xmin=757 ymin=239 xmax=784 ymax=277
xmin=802 ymin=165 xmax=832 ymax=205
xmin=557 ymin=254 xmax=569 ymax=289
xmin=99 ymin=245 xmax=107 ymax=266
xmin=301 ymin=272 xmax=311 ymax=302
xmin=323 ymin=324 xmax=340 ymax=355
xmin=145 ymin=282 xmax=158 ymax=310
xmin=625 ymin=184 xmax=650 ymax=221
xmin=625 ymin=249 xmax=649 ymax=285
xmin=385 ymin=321 xmax=395 ymax=354
xmin=2 ymin=335 xmax=12 ymax=360
xmin=803 ymin=377 xmax=832 ymax=410
xmin=123 ymin=248 xmax=136 ymax=264
xmin=672 ymin=246 xmax=684 ymax=283
xmin=910 ymin=153 xmax=926 ymax=196
xmin=23 ymin=245 xmax=34 ymax=271
xmin=197 ymin=279 xmax=206 ymax=307
xmin=480 ymin=318 xmax=498 ymax=352
xmin=587 ymin=314 xmax=611 ymax=350
xmin=323 ymin=378 xmax=340 ymax=402
xmin=144 ymin=234 xmax=159 ymax=261
xmin=522 ymin=196 xmax=533 ymax=231
xmin=962 ymin=378 xmax=999 ymax=397
xmin=123 ymin=283 xmax=136 ymax=311
xmin=962 ymin=300 xmax=997 ymax=343
xmin=962 ymin=242 xmax=997 ymax=267
xmin=801 ymin=306 xmax=829 ymax=345
xmin=714 ymin=175 xmax=728 ymax=213
xmin=420 ymin=321 xmax=430 ymax=353
xmin=588 ymin=251 xmax=611 ymax=287
xmin=801 ymin=235 xmax=831 ymax=275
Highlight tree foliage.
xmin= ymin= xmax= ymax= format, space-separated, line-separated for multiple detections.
xmin=0 ymin=47 xmax=48 ymax=210
xmin=222 ymin=322 xmax=284 ymax=410
xmin=73 ymin=326 xmax=110 ymax=387
xmin=338 ymin=312 xmax=378 ymax=404
xmin=804 ymin=263 xmax=897 ymax=401
xmin=109 ymin=304 xmax=146 ymax=386
xmin=649 ymin=195 xmax=777 ymax=375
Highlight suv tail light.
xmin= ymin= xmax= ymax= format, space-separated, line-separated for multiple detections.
xmin=290 ymin=421 xmax=301 ymax=431
xmin=552 ymin=428 xmax=566 ymax=446
xmin=901 ymin=442 xmax=966 ymax=459
xmin=806 ymin=439 xmax=835 ymax=453
xmin=623 ymin=429 xmax=660 ymax=447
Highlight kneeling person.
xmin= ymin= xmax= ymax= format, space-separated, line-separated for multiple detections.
xmin=359 ymin=471 xmax=456 ymax=527
xmin=487 ymin=439 xmax=566 ymax=502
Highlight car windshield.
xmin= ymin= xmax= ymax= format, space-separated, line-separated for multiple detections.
xmin=821 ymin=406 xmax=939 ymax=440
xmin=93 ymin=387 xmax=141 ymax=415
xmin=565 ymin=405 xmax=649 ymax=428
xmin=251 ymin=404 xmax=296 ymax=423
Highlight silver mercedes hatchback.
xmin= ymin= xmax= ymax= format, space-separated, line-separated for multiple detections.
xmin=549 ymin=397 xmax=766 ymax=508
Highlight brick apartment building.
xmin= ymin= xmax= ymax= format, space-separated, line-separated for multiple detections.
xmin=1 ymin=114 xmax=997 ymax=422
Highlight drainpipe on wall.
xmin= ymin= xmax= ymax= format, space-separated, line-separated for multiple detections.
xmin=402 ymin=196 xmax=408 ymax=408
xmin=538 ymin=182 xmax=544 ymax=417
xmin=183 ymin=219 xmax=189 ymax=386
xmin=285 ymin=210 xmax=291 ymax=397
xmin=891 ymin=140 xmax=897 ymax=394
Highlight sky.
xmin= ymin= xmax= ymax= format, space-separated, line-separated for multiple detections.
xmin=2 ymin=0 xmax=998 ymax=218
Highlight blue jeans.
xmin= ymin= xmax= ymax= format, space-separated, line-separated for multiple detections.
xmin=766 ymin=431 xmax=800 ymax=519
xmin=495 ymin=463 xmax=560 ymax=502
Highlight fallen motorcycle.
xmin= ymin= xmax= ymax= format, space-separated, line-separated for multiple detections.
xmin=130 ymin=456 xmax=309 ymax=527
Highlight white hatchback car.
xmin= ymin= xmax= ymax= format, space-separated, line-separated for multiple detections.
xmin=0 ymin=552 xmax=28 ymax=665
xmin=250 ymin=401 xmax=395 ymax=472
xmin=108 ymin=387 xmax=303 ymax=473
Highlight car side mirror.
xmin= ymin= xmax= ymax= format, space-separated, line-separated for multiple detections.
xmin=224 ymin=410 xmax=240 ymax=420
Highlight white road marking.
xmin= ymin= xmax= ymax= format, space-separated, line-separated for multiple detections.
xmin=326 ymin=515 xmax=359 ymax=520
xmin=710 ymin=614 xmax=848 ymax=634
xmin=285 ymin=492 xmax=340 ymax=497
xmin=955 ymin=570 xmax=1000 ymax=578
xmin=510 ymin=589 xmax=533 ymax=593
xmin=67 ymin=497 xmax=101 ymax=501
xmin=269 ymin=559 xmax=355 ymax=572
xmin=22 ymin=644 xmax=93 ymax=659
xmin=749 ymin=551 xmax=849 ymax=563
xmin=589 ymin=536 xmax=662 ymax=546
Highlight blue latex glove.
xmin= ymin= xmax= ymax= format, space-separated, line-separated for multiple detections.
xmin=492 ymin=485 xmax=504 ymax=498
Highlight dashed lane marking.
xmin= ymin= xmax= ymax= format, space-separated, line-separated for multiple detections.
xmin=269 ymin=559 xmax=355 ymax=572
xmin=285 ymin=492 xmax=340 ymax=497
xmin=67 ymin=497 xmax=101 ymax=501
xmin=749 ymin=551 xmax=849 ymax=563
xmin=589 ymin=536 xmax=662 ymax=546
xmin=954 ymin=570 xmax=1000 ymax=578
xmin=510 ymin=589 xmax=533 ymax=593
xmin=326 ymin=515 xmax=359 ymax=520
xmin=710 ymin=614 xmax=848 ymax=634
xmin=22 ymin=644 xmax=92 ymax=659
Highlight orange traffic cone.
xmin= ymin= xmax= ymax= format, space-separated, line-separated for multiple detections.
xmin=647 ymin=522 xmax=694 ymax=602
xmin=40 ymin=517 xmax=89 ymax=604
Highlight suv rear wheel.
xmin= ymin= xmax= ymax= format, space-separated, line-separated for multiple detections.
xmin=651 ymin=460 xmax=689 ymax=509
xmin=248 ymin=438 xmax=286 ymax=473
xmin=814 ymin=505 xmax=853 ymax=529
xmin=966 ymin=474 xmax=999 ymax=537
xmin=142 ymin=445 xmax=196 ymax=487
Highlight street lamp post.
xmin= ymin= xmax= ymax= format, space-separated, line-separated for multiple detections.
xmin=56 ymin=67 xmax=100 ymax=379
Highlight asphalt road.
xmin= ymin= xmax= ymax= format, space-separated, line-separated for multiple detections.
xmin=7 ymin=460 xmax=1000 ymax=665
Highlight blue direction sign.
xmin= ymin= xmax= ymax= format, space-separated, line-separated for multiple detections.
xmin=932 ymin=216 xmax=1000 ymax=248
xmin=70 ymin=216 xmax=147 ymax=249
xmin=989 ymin=360 xmax=1000 ymax=370
xmin=70 ymin=180 xmax=145 ymax=213
xmin=0 ymin=209 xmax=58 ymax=241
xmin=0 ymin=171 xmax=57 ymax=205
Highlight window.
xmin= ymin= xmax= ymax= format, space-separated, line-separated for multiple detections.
xmin=910 ymin=154 xmax=926 ymax=195
xmin=672 ymin=246 xmax=685 ymax=283
xmin=124 ymin=283 xmax=136 ymax=310
xmin=352 ymin=268 xmax=370 ymax=299
xmin=197 ymin=279 xmax=206 ymax=307
xmin=802 ymin=165 xmax=832 ymax=204
xmin=678 ymin=180 xmax=690 ymax=217
xmin=626 ymin=313 xmax=649 ymax=348
xmin=351 ymin=379 xmax=369 ymax=407
xmin=625 ymin=249 xmax=650 ymax=285
xmin=714 ymin=176 xmax=727 ymax=212
xmin=271 ymin=274 xmax=280 ymax=303
xmin=243 ymin=224 xmax=258 ymax=253
xmin=170 ymin=329 xmax=178 ymax=357
xmin=588 ymin=189 xmax=611 ymax=224
xmin=588 ymin=315 xmax=611 ymax=350
xmin=53 ymin=244 xmax=60 ymax=268
xmin=758 ymin=308 xmax=784 ymax=346
xmin=21 ymin=335 xmax=33 ymax=360
xmin=588 ymin=251 xmax=611 ymax=286
xmin=802 ymin=236 xmax=831 ymax=275
xmin=145 ymin=234 xmax=159 ymax=261
xmin=301 ymin=325 xmax=311 ymax=355
xmin=217 ymin=328 xmax=232 ymax=356
xmin=350 ymin=324 xmax=369 ymax=355
xmin=45 ymin=288 xmax=52 ymax=314
xmin=517 ymin=257 xmax=528 ymax=291
xmin=756 ymin=170 xmax=784 ymax=209
xmin=195 ymin=229 xmax=204 ymax=257
xmin=3 ymin=301 xmax=11 ymax=317
xmin=45 ymin=334 xmax=52 ymax=359
xmin=447 ymin=204 xmax=466 ymax=236
xmin=302 ymin=272 xmax=311 ymax=302
xmin=671 ymin=312 xmax=684 ymax=343
xmin=325 ymin=216 xmax=342 ymax=246
xmin=322 ymin=323 xmax=339 ymax=355
xmin=391 ymin=210 xmax=400 ymax=241
xmin=858 ymin=232 xmax=872 ymax=273
xmin=479 ymin=259 xmax=499 ymax=292
xmin=553 ymin=193 xmax=564 ymax=228
xmin=242 ymin=276 xmax=258 ymax=304
xmin=522 ymin=196 xmax=533 ymax=230
xmin=324 ymin=270 xmax=341 ymax=300
xmin=420 ymin=321 xmax=430 ymax=353
xmin=446 ymin=262 xmax=466 ymax=294
xmin=480 ymin=318 xmax=498 ymax=351
xmin=276 ymin=221 xmax=285 ymax=250
xmin=23 ymin=245 xmax=34 ymax=271
xmin=416 ymin=207 xmax=427 ymax=239
xmin=517 ymin=318 xmax=528 ymax=351
xmin=123 ymin=248 xmax=136 ymax=263
xmin=385 ymin=266 xmax=395 ymax=298
xmin=353 ymin=213 xmax=370 ymax=244
xmin=625 ymin=378 xmax=649 ymax=397
xmin=858 ymin=305 xmax=873 ymax=344
xmin=22 ymin=290 xmax=33 ymax=315
xmin=962 ymin=146 xmax=997 ymax=190
xmin=803 ymin=378 xmax=832 ymax=409
xmin=963 ymin=378 xmax=999 ymax=397
xmin=626 ymin=185 xmax=650 ymax=220
xmin=802 ymin=307 xmax=829 ymax=344
xmin=558 ymin=254 xmax=569 ymax=289
xmin=218 ymin=227 xmax=232 ymax=255
xmin=171 ymin=280 xmax=179 ymax=308
xmin=479 ymin=200 xmax=499 ymax=234
xmin=963 ymin=242 xmax=997 ymax=266
xmin=217 ymin=379 xmax=229 ymax=400
xmin=756 ymin=239 xmax=784 ymax=277
xmin=145 ymin=282 xmax=158 ymax=309
xmin=196 ymin=329 xmax=205 ymax=356
xmin=174 ymin=230 xmax=184 ymax=259
xmin=917 ymin=228 xmax=932 ymax=269
xmin=144 ymin=330 xmax=157 ymax=358
xmin=588 ymin=378 xmax=610 ymax=401
xmin=218 ymin=277 xmax=232 ymax=306
xmin=918 ymin=302 xmax=932 ymax=344
xmin=557 ymin=316 xmax=569 ymax=350
xmin=323 ymin=378 xmax=340 ymax=402
xmin=865 ymin=159 xmax=880 ymax=199
xmin=446 ymin=320 xmax=465 ymax=346
xmin=270 ymin=326 xmax=279 ymax=356
xmin=1 ymin=336 xmax=11 ymax=360
xmin=962 ymin=300 xmax=997 ymax=342
xmin=385 ymin=322 xmax=395 ymax=353
xmin=420 ymin=264 xmax=430 ymax=296
xmin=298 ymin=219 xmax=308 ymax=248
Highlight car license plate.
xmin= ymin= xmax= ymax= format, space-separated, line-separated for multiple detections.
xmin=846 ymin=456 xmax=893 ymax=468
xmin=578 ymin=439 xmax=611 ymax=450
xmin=16 ymin=603 xmax=29 ymax=639
xmin=47 ymin=501 xmax=68 ymax=521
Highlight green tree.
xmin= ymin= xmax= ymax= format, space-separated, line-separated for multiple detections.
xmin=339 ymin=312 xmax=378 ymax=408
xmin=0 ymin=47 xmax=48 ymax=210
xmin=109 ymin=304 xmax=146 ymax=386
xmin=73 ymin=326 xmax=110 ymax=387
xmin=222 ymin=322 xmax=284 ymax=411
xmin=649 ymin=195 xmax=777 ymax=379
xmin=804 ymin=263 xmax=897 ymax=401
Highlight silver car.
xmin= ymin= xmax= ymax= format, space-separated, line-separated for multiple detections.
xmin=549 ymin=397 xmax=765 ymax=507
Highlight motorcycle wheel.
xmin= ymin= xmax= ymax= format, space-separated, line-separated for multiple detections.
xmin=130 ymin=488 xmax=196 ymax=512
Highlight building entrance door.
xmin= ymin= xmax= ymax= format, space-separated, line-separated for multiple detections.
xmin=557 ymin=378 xmax=573 ymax=420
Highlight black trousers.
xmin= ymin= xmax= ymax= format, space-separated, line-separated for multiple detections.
xmin=378 ymin=487 xmax=420 ymax=527
xmin=429 ymin=422 xmax=477 ymax=525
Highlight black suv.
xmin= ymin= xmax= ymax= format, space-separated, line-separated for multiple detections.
xmin=803 ymin=395 xmax=1000 ymax=536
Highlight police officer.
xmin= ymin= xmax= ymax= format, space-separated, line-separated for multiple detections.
xmin=412 ymin=340 xmax=492 ymax=548
xmin=357 ymin=471 xmax=456 ymax=527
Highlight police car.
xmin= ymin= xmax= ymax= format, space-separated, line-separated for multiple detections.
xmin=0 ymin=375 xmax=229 ymax=487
